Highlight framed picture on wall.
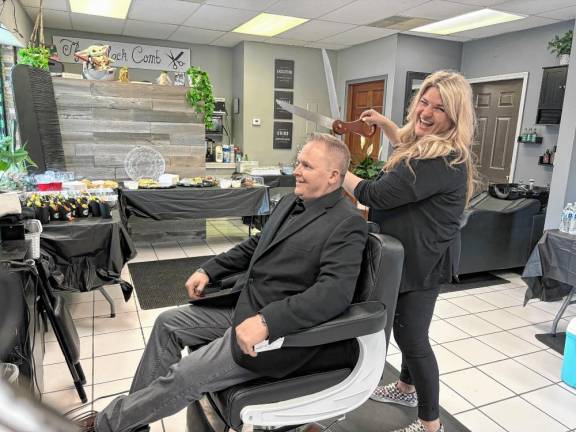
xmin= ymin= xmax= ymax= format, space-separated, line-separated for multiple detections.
xmin=273 ymin=121 xmax=293 ymax=149
xmin=274 ymin=59 xmax=295 ymax=89
xmin=274 ymin=91 xmax=293 ymax=120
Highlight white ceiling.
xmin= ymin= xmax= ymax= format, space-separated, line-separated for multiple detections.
xmin=22 ymin=0 xmax=576 ymax=50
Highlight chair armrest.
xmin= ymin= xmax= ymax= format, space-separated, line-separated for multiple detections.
xmin=256 ymin=302 xmax=386 ymax=351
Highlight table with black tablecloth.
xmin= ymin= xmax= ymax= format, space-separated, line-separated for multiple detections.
xmin=522 ymin=229 xmax=576 ymax=334
xmin=40 ymin=212 xmax=137 ymax=307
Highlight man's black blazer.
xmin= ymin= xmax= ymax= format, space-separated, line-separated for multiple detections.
xmin=202 ymin=188 xmax=368 ymax=378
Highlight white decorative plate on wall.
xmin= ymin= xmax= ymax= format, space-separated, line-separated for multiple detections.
xmin=124 ymin=146 xmax=166 ymax=181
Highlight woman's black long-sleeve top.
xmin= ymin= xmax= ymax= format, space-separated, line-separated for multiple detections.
xmin=354 ymin=156 xmax=467 ymax=293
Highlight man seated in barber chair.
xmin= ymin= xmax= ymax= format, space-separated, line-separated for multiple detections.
xmin=79 ymin=133 xmax=368 ymax=432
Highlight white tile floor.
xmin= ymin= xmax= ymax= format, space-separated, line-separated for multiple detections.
xmin=40 ymin=218 xmax=576 ymax=432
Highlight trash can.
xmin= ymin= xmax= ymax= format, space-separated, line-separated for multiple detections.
xmin=562 ymin=317 xmax=576 ymax=388
xmin=0 ymin=363 xmax=19 ymax=385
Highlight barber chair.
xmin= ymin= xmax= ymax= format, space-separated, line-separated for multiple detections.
xmin=187 ymin=232 xmax=404 ymax=431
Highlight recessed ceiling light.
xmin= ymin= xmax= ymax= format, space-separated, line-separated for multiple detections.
xmin=233 ymin=13 xmax=308 ymax=37
xmin=411 ymin=8 xmax=525 ymax=35
xmin=70 ymin=0 xmax=132 ymax=19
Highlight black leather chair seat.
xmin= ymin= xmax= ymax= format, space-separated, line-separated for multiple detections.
xmin=210 ymin=368 xmax=351 ymax=430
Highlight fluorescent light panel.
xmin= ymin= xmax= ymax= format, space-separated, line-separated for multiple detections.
xmin=412 ymin=8 xmax=524 ymax=35
xmin=233 ymin=13 xmax=308 ymax=37
xmin=70 ymin=0 xmax=132 ymax=19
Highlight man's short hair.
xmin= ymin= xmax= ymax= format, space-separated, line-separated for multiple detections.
xmin=307 ymin=133 xmax=350 ymax=178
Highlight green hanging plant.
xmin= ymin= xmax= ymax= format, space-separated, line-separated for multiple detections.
xmin=17 ymin=46 xmax=50 ymax=70
xmin=351 ymin=156 xmax=384 ymax=180
xmin=186 ymin=66 xmax=215 ymax=129
xmin=548 ymin=30 xmax=573 ymax=56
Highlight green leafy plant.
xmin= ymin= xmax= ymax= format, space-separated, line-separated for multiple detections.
xmin=17 ymin=46 xmax=50 ymax=70
xmin=186 ymin=66 xmax=215 ymax=129
xmin=548 ymin=30 xmax=573 ymax=56
xmin=0 ymin=136 xmax=37 ymax=190
xmin=351 ymin=155 xmax=384 ymax=180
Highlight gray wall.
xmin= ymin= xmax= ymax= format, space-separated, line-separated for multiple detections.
xmin=461 ymin=20 xmax=575 ymax=186
xmin=335 ymin=35 xmax=398 ymax=158
xmin=0 ymin=0 xmax=32 ymax=46
xmin=241 ymin=41 xmax=332 ymax=165
xmin=546 ymin=20 xmax=576 ymax=229
xmin=43 ymin=28 xmax=234 ymax=114
xmin=392 ymin=34 xmax=462 ymax=131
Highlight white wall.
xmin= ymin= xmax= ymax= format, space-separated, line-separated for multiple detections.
xmin=241 ymin=41 xmax=332 ymax=165
xmin=461 ymin=20 xmax=575 ymax=186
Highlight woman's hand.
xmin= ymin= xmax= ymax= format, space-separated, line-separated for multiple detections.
xmin=360 ymin=109 xmax=388 ymax=127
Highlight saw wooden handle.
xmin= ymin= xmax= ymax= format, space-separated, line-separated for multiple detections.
xmin=332 ymin=119 xmax=376 ymax=137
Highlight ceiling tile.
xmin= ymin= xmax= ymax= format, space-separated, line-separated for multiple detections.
xmin=495 ymin=0 xmax=576 ymax=15
xmin=25 ymin=7 xmax=72 ymax=29
xmin=320 ymin=26 xmax=397 ymax=45
xmin=169 ymin=26 xmax=225 ymax=44
xmin=539 ymin=5 xmax=576 ymax=20
xmin=210 ymin=32 xmax=268 ymax=47
xmin=266 ymin=37 xmax=309 ymax=47
xmin=265 ymin=0 xmax=356 ymax=19
xmin=128 ymin=0 xmax=201 ymax=25
xmin=277 ymin=20 xmax=356 ymax=42
xmin=123 ymin=20 xmax=178 ymax=39
xmin=183 ymin=5 xmax=260 ymax=31
xmin=305 ymin=41 xmax=350 ymax=50
xmin=321 ymin=0 xmax=429 ymax=25
xmin=204 ymin=0 xmax=277 ymax=11
xmin=454 ymin=15 xmax=559 ymax=39
xmin=402 ymin=1 xmax=480 ymax=20
xmin=71 ymin=13 xmax=126 ymax=35
xmin=20 ymin=0 xmax=68 ymax=11
xmin=445 ymin=0 xmax=508 ymax=5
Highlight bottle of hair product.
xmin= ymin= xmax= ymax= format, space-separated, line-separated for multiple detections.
xmin=215 ymin=145 xmax=223 ymax=163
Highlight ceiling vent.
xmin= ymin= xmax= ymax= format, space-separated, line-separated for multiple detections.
xmin=368 ymin=16 xmax=435 ymax=31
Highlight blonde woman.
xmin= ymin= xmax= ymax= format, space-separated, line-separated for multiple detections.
xmin=343 ymin=70 xmax=476 ymax=432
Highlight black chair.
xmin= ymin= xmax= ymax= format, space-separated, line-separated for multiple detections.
xmin=32 ymin=257 xmax=88 ymax=403
xmin=187 ymin=232 xmax=404 ymax=431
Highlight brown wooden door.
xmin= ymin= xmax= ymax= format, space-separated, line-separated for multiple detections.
xmin=472 ymin=79 xmax=522 ymax=186
xmin=345 ymin=80 xmax=384 ymax=164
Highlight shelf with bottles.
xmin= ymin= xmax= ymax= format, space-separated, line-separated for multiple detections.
xmin=518 ymin=128 xmax=542 ymax=144
xmin=538 ymin=146 xmax=556 ymax=167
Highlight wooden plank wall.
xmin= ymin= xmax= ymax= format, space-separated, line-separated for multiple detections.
xmin=52 ymin=78 xmax=206 ymax=180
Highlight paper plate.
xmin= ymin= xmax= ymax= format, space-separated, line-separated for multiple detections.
xmin=124 ymin=146 xmax=166 ymax=181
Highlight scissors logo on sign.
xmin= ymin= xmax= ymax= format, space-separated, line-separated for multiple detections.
xmin=167 ymin=50 xmax=185 ymax=70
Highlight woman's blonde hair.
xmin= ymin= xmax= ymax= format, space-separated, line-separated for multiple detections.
xmin=385 ymin=70 xmax=477 ymax=204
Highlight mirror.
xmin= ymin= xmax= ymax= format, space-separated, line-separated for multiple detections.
xmin=404 ymin=71 xmax=429 ymax=122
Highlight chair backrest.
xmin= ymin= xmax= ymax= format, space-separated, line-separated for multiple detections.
xmin=353 ymin=232 xmax=404 ymax=344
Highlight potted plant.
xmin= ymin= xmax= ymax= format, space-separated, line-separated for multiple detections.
xmin=350 ymin=139 xmax=384 ymax=180
xmin=548 ymin=30 xmax=573 ymax=65
xmin=0 ymin=136 xmax=37 ymax=191
xmin=17 ymin=46 xmax=50 ymax=70
xmin=186 ymin=66 xmax=215 ymax=129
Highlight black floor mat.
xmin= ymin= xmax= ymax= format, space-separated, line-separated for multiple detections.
xmin=535 ymin=332 xmax=566 ymax=355
xmin=317 ymin=363 xmax=471 ymax=432
xmin=440 ymin=272 xmax=509 ymax=294
xmin=128 ymin=256 xmax=214 ymax=309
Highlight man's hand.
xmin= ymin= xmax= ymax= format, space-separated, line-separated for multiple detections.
xmin=235 ymin=314 xmax=269 ymax=357
xmin=185 ymin=271 xmax=209 ymax=300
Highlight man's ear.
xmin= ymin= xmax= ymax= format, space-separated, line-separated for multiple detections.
xmin=328 ymin=169 xmax=341 ymax=185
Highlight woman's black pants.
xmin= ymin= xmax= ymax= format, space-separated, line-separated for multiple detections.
xmin=393 ymin=288 xmax=440 ymax=421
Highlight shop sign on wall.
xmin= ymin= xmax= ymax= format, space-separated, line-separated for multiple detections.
xmin=274 ymin=91 xmax=293 ymax=120
xmin=273 ymin=122 xmax=293 ymax=149
xmin=274 ymin=59 xmax=294 ymax=89
xmin=53 ymin=35 xmax=191 ymax=72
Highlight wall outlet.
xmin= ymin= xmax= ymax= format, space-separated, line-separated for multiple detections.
xmin=252 ymin=118 xmax=261 ymax=126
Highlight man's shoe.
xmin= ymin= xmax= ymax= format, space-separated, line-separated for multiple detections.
xmin=370 ymin=382 xmax=418 ymax=408
xmin=72 ymin=410 xmax=98 ymax=432
xmin=390 ymin=419 xmax=444 ymax=432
